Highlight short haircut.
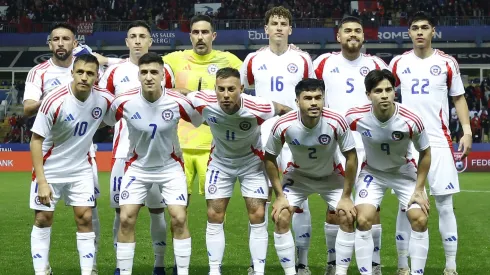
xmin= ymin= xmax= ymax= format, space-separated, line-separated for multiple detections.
xmin=295 ymin=78 xmax=325 ymax=97
xmin=73 ymin=54 xmax=99 ymax=70
xmin=190 ymin=14 xmax=214 ymax=31
xmin=50 ymin=22 xmax=76 ymax=36
xmin=364 ymin=69 xmax=396 ymax=93
xmin=265 ymin=6 xmax=292 ymax=25
xmin=127 ymin=20 xmax=151 ymax=34
xmin=409 ymin=11 xmax=436 ymax=27
xmin=138 ymin=52 xmax=164 ymax=67
xmin=339 ymin=16 xmax=362 ymax=28
xmin=216 ymin=67 xmax=240 ymax=80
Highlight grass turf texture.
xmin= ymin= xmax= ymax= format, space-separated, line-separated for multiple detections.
xmin=1 ymin=172 xmax=489 ymax=274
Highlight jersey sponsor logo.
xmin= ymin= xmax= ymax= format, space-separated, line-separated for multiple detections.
xmin=402 ymin=68 xmax=411 ymax=74
xmin=359 ymin=66 xmax=370 ymax=77
xmin=121 ymin=190 xmax=130 ymax=200
xmin=330 ymin=67 xmax=339 ymax=73
xmin=64 ymin=114 xmax=75 ymax=122
xmin=361 ymin=130 xmax=372 ymax=138
xmin=430 ymin=65 xmax=442 ymax=76
xmin=207 ymin=64 xmax=219 ymax=75
xmin=287 ymin=63 xmax=298 ymax=73
xmin=92 ymin=107 xmax=102 ymax=119
xmin=162 ymin=109 xmax=174 ymax=121
xmin=130 ymin=112 xmax=142 ymax=119
xmin=239 ymin=121 xmax=252 ymax=131
xmin=391 ymin=131 xmax=404 ymax=141
xmin=359 ymin=189 xmax=368 ymax=198
xmin=318 ymin=134 xmax=331 ymax=145
xmin=208 ymin=184 xmax=217 ymax=194
xmin=258 ymin=64 xmax=267 ymax=71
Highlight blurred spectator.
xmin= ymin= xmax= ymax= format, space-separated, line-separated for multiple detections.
xmin=8 ymin=113 xmax=16 ymax=129
xmin=471 ymin=114 xmax=482 ymax=143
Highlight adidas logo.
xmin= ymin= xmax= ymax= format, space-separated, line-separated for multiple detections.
xmin=299 ymin=233 xmax=310 ymax=238
xmin=154 ymin=241 xmax=166 ymax=246
xmin=64 ymin=114 xmax=75 ymax=121
xmin=258 ymin=64 xmax=267 ymax=70
xmin=51 ymin=79 xmax=61 ymax=86
xmin=402 ymin=68 xmax=411 ymax=74
xmin=94 ymin=187 xmax=100 ymax=195
xmin=32 ymin=253 xmax=42 ymax=259
xmin=444 ymin=236 xmax=457 ymax=242
xmin=290 ymin=138 xmax=300 ymax=145
xmin=121 ymin=76 xmax=130 ymax=83
xmin=176 ymin=194 xmax=186 ymax=201
xmin=83 ymin=253 xmax=94 ymax=258
xmin=445 ymin=183 xmax=455 ymax=190
xmin=414 ymin=269 xmax=424 ymax=274
xmin=362 ymin=130 xmax=372 ymax=138
xmin=254 ymin=187 xmax=265 ymax=194
xmin=330 ymin=67 xmax=339 ymax=73
xmin=373 ymin=246 xmax=380 ymax=252
xmin=280 ymin=258 xmax=291 ymax=263
xmin=258 ymin=259 xmax=266 ymax=263
xmin=327 ymin=248 xmax=335 ymax=253
xmin=395 ymin=234 xmax=404 ymax=241
xmin=87 ymin=195 xmax=95 ymax=202
xmin=183 ymin=64 xmax=191 ymax=70
xmin=207 ymin=117 xmax=218 ymax=124
xmin=359 ymin=267 xmax=368 ymax=273
xmin=340 ymin=258 xmax=351 ymax=263
xmin=131 ymin=112 xmax=142 ymax=119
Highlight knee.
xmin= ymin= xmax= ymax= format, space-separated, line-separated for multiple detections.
xmin=410 ymin=213 xmax=428 ymax=232
xmin=34 ymin=212 xmax=53 ymax=228
xmin=356 ymin=214 xmax=373 ymax=231
xmin=119 ymin=211 xmax=137 ymax=229
xmin=74 ymin=208 xmax=92 ymax=227
xmin=275 ymin=209 xmax=291 ymax=231
xmin=248 ymin=207 xmax=265 ymax=224
xmin=337 ymin=211 xmax=355 ymax=232
xmin=170 ymin=208 xmax=187 ymax=229
xmin=326 ymin=210 xmax=338 ymax=224
xmin=207 ymin=207 xmax=225 ymax=224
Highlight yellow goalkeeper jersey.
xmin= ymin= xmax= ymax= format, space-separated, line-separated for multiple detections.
xmin=163 ymin=49 xmax=243 ymax=150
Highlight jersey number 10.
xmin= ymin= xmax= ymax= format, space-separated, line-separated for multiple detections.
xmin=73 ymin=121 xmax=88 ymax=136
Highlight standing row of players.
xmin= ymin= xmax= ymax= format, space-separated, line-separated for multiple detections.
xmin=25 ymin=7 xmax=471 ymax=275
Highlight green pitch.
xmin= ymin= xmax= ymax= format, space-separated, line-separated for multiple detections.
xmin=1 ymin=172 xmax=489 ymax=274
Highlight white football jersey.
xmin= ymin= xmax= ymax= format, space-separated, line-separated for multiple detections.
xmin=266 ymin=108 xmax=356 ymax=177
xmin=31 ymin=84 xmax=114 ymax=183
xmin=240 ymin=45 xmax=315 ymax=109
xmin=105 ymin=88 xmax=201 ymax=170
xmin=345 ymin=103 xmax=430 ymax=172
xmin=24 ymin=58 xmax=74 ymax=102
xmin=98 ymin=58 xmax=175 ymax=159
xmin=390 ymin=49 xmax=464 ymax=148
xmin=188 ymin=90 xmax=275 ymax=159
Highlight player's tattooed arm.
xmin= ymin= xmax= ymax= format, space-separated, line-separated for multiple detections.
xmin=410 ymin=146 xmax=431 ymax=217
xmin=23 ymin=99 xmax=42 ymax=117
xmin=272 ymin=102 xmax=293 ymax=116
xmin=30 ymin=133 xmax=52 ymax=206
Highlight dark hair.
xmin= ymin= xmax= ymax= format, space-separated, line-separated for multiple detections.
xmin=409 ymin=12 xmax=436 ymax=27
xmin=138 ymin=52 xmax=164 ymax=66
xmin=73 ymin=54 xmax=99 ymax=70
xmin=339 ymin=16 xmax=362 ymax=28
xmin=50 ymin=22 xmax=76 ymax=36
xmin=265 ymin=6 xmax=293 ymax=25
xmin=295 ymin=78 xmax=325 ymax=97
xmin=127 ymin=20 xmax=151 ymax=34
xmin=364 ymin=69 xmax=396 ymax=93
xmin=216 ymin=67 xmax=240 ymax=80
xmin=190 ymin=15 xmax=214 ymax=31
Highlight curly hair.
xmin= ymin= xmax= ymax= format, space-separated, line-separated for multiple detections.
xmin=264 ymin=6 xmax=292 ymax=25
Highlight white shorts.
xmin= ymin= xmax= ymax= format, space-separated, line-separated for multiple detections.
xmin=205 ymin=154 xmax=268 ymax=200
xmin=261 ymin=116 xmax=292 ymax=187
xmin=119 ymin=164 xmax=187 ymax=207
xmin=411 ymin=145 xmax=459 ymax=195
xmin=29 ymin=178 xmax=95 ymax=211
xmin=90 ymin=156 xmax=100 ymax=199
xmin=111 ymin=159 xmax=167 ymax=208
xmin=354 ymin=164 xmax=423 ymax=210
xmin=282 ymin=171 xmax=344 ymax=210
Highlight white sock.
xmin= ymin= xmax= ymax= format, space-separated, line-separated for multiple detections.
xmin=355 ymin=229 xmax=373 ymax=275
xmin=249 ymin=201 xmax=270 ymax=267
xmin=335 ymin=229 xmax=355 ymax=275
xmin=113 ymin=212 xmax=120 ymax=251
xmin=435 ymin=195 xmax=458 ymax=270
xmin=31 ymin=226 xmax=51 ymax=273
xmin=274 ymin=231 xmax=296 ymax=275
xmin=250 ymin=221 xmax=268 ymax=273
xmin=117 ymin=242 xmax=135 ymax=275
xmin=150 ymin=212 xmax=167 ymax=268
xmin=409 ymin=230 xmax=429 ymax=274
xmin=92 ymin=207 xmax=100 ymax=268
xmin=396 ymin=205 xmax=410 ymax=269
xmin=206 ymin=222 xmax=225 ymax=273
xmin=371 ymin=224 xmax=382 ymax=266
xmin=77 ymin=232 xmax=96 ymax=275
xmin=174 ymin=238 xmax=191 ymax=275
xmin=292 ymin=200 xmax=311 ymax=266
xmin=324 ymin=222 xmax=339 ymax=265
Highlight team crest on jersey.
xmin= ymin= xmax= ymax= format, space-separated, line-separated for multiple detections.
xmin=359 ymin=66 xmax=370 ymax=77
xmin=287 ymin=63 xmax=298 ymax=73
xmin=318 ymin=134 xmax=331 ymax=145
xmin=391 ymin=131 xmax=404 ymax=141
xmin=208 ymin=185 xmax=217 ymax=194
xmin=359 ymin=189 xmax=368 ymax=198
xmin=453 ymin=151 xmax=467 ymax=173
xmin=162 ymin=109 xmax=174 ymax=121
xmin=92 ymin=107 xmax=102 ymax=119
xmin=239 ymin=121 xmax=252 ymax=131
xmin=430 ymin=65 xmax=442 ymax=76
xmin=208 ymin=64 xmax=219 ymax=75
xmin=121 ymin=190 xmax=130 ymax=200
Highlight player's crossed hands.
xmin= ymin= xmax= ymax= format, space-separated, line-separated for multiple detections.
xmin=37 ymin=181 xmax=53 ymax=207
xmin=271 ymin=195 xmax=294 ymax=222
xmin=336 ymin=197 xmax=357 ymax=223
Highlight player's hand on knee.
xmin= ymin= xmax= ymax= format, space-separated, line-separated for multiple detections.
xmin=409 ymin=189 xmax=430 ymax=217
xmin=37 ymin=182 xmax=53 ymax=207
xmin=271 ymin=195 xmax=292 ymax=223
xmin=336 ymin=197 xmax=356 ymax=222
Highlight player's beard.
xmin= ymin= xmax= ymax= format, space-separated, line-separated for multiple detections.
xmin=54 ymin=50 xmax=71 ymax=61
xmin=341 ymin=40 xmax=362 ymax=55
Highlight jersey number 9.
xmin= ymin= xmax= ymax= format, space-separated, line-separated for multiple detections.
xmin=381 ymin=143 xmax=390 ymax=155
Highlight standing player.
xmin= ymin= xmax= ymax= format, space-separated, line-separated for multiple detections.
xmin=313 ymin=16 xmax=387 ymax=275
xmin=24 ymin=23 xmax=104 ymax=274
xmin=264 ymin=78 xmax=357 ymax=275
xmin=390 ymin=12 xmax=472 ymax=275
xmin=187 ymin=68 xmax=292 ymax=275
xmin=98 ymin=20 xmax=174 ymax=275
xmin=346 ymin=69 xmax=431 ymax=275
xmin=163 ymin=14 xmax=242 ymax=203
xmin=29 ymin=54 xmax=114 ymax=275
xmin=105 ymin=53 xmax=200 ymax=275
xmin=241 ymin=6 xmax=315 ymax=274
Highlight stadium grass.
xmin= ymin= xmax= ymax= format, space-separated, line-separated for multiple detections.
xmin=1 ymin=172 xmax=489 ymax=274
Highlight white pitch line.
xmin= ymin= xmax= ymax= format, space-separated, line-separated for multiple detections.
xmin=460 ymin=190 xmax=490 ymax=193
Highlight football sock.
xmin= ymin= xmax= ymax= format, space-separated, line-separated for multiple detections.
xmin=174 ymin=237 xmax=191 ymax=275
xmin=274 ymin=231 xmax=296 ymax=275
xmin=150 ymin=212 xmax=167 ymax=268
xmin=206 ymin=222 xmax=225 ymax=274
xmin=292 ymin=200 xmax=311 ymax=266
xmin=77 ymin=232 xmax=96 ymax=275
xmin=31 ymin=226 xmax=51 ymax=274
xmin=435 ymin=195 xmax=458 ymax=270
xmin=355 ymin=229 xmax=373 ymax=275
xmin=371 ymin=224 xmax=382 ymax=266
xmin=117 ymin=242 xmax=135 ymax=275
xmin=91 ymin=207 xmax=100 ymax=268
xmin=409 ymin=229 xmax=429 ymax=274
xmin=396 ymin=205 xmax=410 ymax=269
xmin=335 ymin=229 xmax=355 ymax=275
xmin=250 ymin=221 xmax=268 ymax=273
xmin=324 ymin=222 xmax=339 ymax=264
